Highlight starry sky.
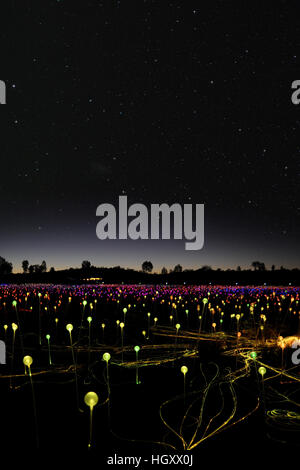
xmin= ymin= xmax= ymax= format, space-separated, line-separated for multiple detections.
xmin=0 ymin=0 xmax=299 ymax=273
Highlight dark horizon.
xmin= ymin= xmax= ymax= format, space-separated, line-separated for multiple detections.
xmin=1 ymin=255 xmax=299 ymax=276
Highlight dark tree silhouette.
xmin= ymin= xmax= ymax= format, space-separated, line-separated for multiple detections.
xmin=40 ymin=260 xmax=47 ymax=273
xmin=200 ymin=265 xmax=212 ymax=271
xmin=174 ymin=264 xmax=183 ymax=273
xmin=161 ymin=267 xmax=168 ymax=275
xmin=22 ymin=260 xmax=29 ymax=273
xmin=0 ymin=256 xmax=13 ymax=275
xmin=82 ymin=260 xmax=92 ymax=270
xmin=251 ymin=261 xmax=266 ymax=271
xmin=237 ymin=266 xmax=241 ymax=271
xmin=142 ymin=261 xmax=153 ymax=273
xmin=28 ymin=264 xmax=44 ymax=274
xmin=271 ymin=264 xmax=275 ymax=271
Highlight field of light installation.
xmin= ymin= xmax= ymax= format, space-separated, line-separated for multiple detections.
xmin=0 ymin=284 xmax=299 ymax=458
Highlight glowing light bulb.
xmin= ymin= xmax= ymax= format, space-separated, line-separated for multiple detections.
xmin=250 ymin=351 xmax=257 ymax=359
xmin=23 ymin=355 xmax=33 ymax=367
xmin=87 ymin=316 xmax=92 ymax=323
xmin=83 ymin=300 xmax=87 ymax=307
xmin=12 ymin=323 xmax=18 ymax=332
xmin=85 ymin=394 xmax=97 ymax=444
xmin=46 ymin=334 xmax=50 ymax=340
xmin=181 ymin=366 xmax=188 ymax=375
xmin=134 ymin=345 xmax=141 ymax=384
xmin=123 ymin=308 xmax=127 ymax=313
xmin=84 ymin=391 xmax=99 ymax=409
xmin=175 ymin=323 xmax=181 ymax=331
xmin=12 ymin=300 xmax=17 ymax=308
xmin=120 ymin=322 xmax=124 ymax=329
xmin=258 ymin=367 xmax=266 ymax=376
xmin=103 ymin=352 xmax=111 ymax=362
xmin=203 ymin=298 xmax=208 ymax=304
xmin=66 ymin=323 xmax=73 ymax=332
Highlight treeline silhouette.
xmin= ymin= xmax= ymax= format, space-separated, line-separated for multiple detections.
xmin=0 ymin=256 xmax=299 ymax=285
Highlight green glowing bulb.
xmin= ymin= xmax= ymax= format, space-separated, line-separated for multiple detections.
xmin=83 ymin=300 xmax=87 ymax=307
xmin=84 ymin=391 xmax=99 ymax=409
xmin=46 ymin=334 xmax=50 ymax=340
xmin=258 ymin=366 xmax=266 ymax=376
xmin=123 ymin=308 xmax=127 ymax=313
xmin=87 ymin=316 xmax=92 ymax=323
xmin=134 ymin=345 xmax=140 ymax=353
xmin=12 ymin=300 xmax=17 ymax=308
xmin=23 ymin=355 xmax=33 ymax=367
xmin=103 ymin=352 xmax=111 ymax=362
xmin=175 ymin=323 xmax=181 ymax=330
xmin=181 ymin=366 xmax=188 ymax=375
xmin=66 ymin=323 xmax=73 ymax=332
xmin=203 ymin=298 xmax=208 ymax=304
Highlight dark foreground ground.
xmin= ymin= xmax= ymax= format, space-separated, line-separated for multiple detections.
xmin=0 ymin=284 xmax=299 ymax=467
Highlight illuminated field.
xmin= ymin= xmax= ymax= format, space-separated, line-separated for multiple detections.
xmin=0 ymin=284 xmax=299 ymax=454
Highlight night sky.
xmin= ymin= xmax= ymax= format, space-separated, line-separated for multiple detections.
xmin=1 ymin=1 xmax=299 ymax=272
